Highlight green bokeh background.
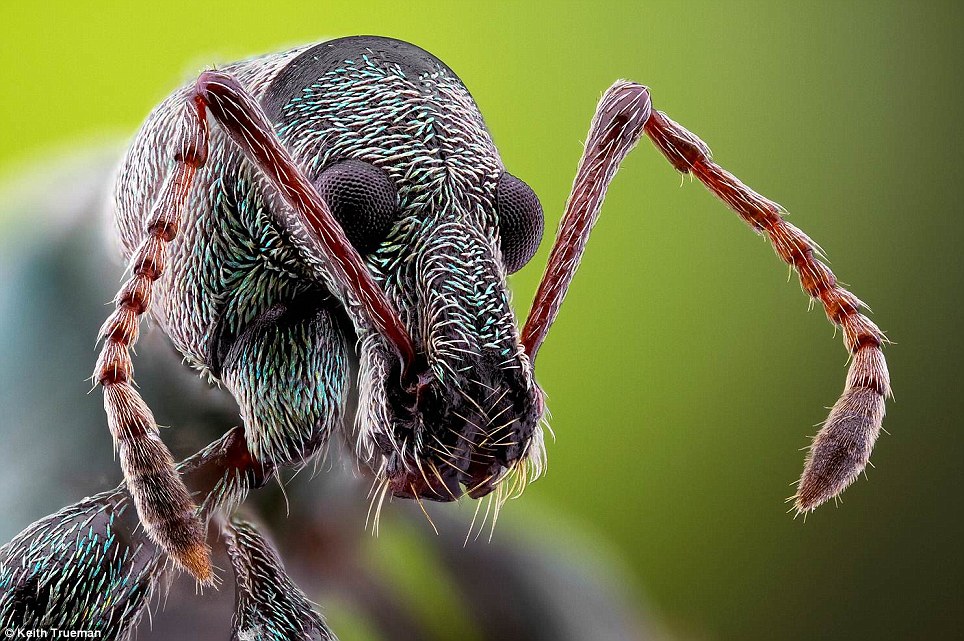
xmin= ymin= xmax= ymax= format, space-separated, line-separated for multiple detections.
xmin=2 ymin=2 xmax=961 ymax=639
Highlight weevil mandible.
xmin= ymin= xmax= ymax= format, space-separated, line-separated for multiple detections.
xmin=95 ymin=36 xmax=890 ymax=583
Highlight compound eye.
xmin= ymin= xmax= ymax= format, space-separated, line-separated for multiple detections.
xmin=313 ymin=159 xmax=399 ymax=253
xmin=495 ymin=172 xmax=544 ymax=273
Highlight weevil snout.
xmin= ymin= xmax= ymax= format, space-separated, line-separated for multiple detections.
xmin=366 ymin=216 xmax=546 ymax=503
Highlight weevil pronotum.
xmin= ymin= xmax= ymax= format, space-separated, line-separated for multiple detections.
xmin=1 ymin=35 xmax=890 ymax=637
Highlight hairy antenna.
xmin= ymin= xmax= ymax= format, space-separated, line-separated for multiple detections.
xmin=524 ymin=82 xmax=890 ymax=512
xmin=93 ymin=96 xmax=213 ymax=582
xmin=643 ymin=110 xmax=891 ymax=511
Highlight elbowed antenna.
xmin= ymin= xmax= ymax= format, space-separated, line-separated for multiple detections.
xmin=195 ymin=71 xmax=418 ymax=381
xmin=523 ymin=81 xmax=890 ymax=513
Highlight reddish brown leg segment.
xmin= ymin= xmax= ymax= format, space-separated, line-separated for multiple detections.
xmin=524 ymin=82 xmax=890 ymax=513
xmin=94 ymin=97 xmax=213 ymax=582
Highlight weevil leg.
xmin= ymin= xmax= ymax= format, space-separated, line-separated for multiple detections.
xmin=0 ymin=427 xmax=284 ymax=635
xmin=522 ymin=82 xmax=890 ymax=512
xmin=216 ymin=295 xmax=351 ymax=487
xmin=0 ymin=488 xmax=163 ymax=636
xmin=94 ymin=96 xmax=214 ymax=583
xmin=223 ymin=518 xmax=337 ymax=640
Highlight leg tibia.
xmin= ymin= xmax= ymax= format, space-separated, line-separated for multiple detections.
xmin=223 ymin=518 xmax=336 ymax=640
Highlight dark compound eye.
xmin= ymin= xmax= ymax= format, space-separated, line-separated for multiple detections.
xmin=496 ymin=172 xmax=544 ymax=273
xmin=313 ymin=159 xmax=399 ymax=253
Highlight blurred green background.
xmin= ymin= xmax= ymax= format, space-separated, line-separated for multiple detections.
xmin=1 ymin=2 xmax=961 ymax=639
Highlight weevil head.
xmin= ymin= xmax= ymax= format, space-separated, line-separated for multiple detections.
xmin=265 ymin=36 xmax=548 ymax=502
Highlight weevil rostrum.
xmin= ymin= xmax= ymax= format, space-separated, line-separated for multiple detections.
xmin=0 ymin=35 xmax=890 ymax=637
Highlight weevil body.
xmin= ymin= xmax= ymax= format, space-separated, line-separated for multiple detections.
xmin=93 ymin=35 xmax=889 ymax=585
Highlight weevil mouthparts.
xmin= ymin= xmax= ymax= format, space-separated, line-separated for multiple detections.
xmin=388 ymin=466 xmax=462 ymax=502
xmin=378 ymin=360 xmax=542 ymax=504
xmin=387 ymin=457 xmax=510 ymax=503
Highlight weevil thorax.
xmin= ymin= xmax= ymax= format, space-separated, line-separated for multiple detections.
xmin=265 ymin=37 xmax=547 ymax=501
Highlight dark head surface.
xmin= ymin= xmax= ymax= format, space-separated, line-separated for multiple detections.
xmin=264 ymin=36 xmax=466 ymax=121
xmin=260 ymin=36 xmax=547 ymax=502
